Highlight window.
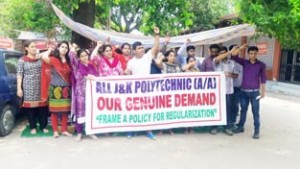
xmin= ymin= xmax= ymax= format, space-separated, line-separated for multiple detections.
xmin=4 ymin=53 xmax=21 ymax=74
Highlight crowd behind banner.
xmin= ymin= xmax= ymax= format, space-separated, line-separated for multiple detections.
xmin=17 ymin=26 xmax=266 ymax=141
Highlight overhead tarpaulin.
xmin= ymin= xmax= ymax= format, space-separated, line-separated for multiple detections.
xmin=51 ymin=3 xmax=255 ymax=47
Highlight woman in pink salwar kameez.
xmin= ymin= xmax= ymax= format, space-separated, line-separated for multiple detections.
xmin=91 ymin=42 xmax=123 ymax=76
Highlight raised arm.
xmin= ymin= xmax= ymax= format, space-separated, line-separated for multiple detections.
xmin=69 ymin=43 xmax=80 ymax=66
xmin=177 ymin=38 xmax=191 ymax=56
xmin=160 ymin=35 xmax=170 ymax=55
xmin=231 ymin=44 xmax=248 ymax=56
xmin=214 ymin=46 xmax=238 ymax=64
xmin=40 ymin=49 xmax=52 ymax=64
xmin=154 ymin=52 xmax=165 ymax=69
xmin=177 ymin=38 xmax=191 ymax=66
xmin=151 ymin=26 xmax=160 ymax=58
xmin=91 ymin=41 xmax=103 ymax=60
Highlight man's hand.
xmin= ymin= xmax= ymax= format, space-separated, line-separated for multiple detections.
xmin=240 ymin=43 xmax=248 ymax=49
xmin=261 ymin=90 xmax=265 ymax=98
xmin=105 ymin=37 xmax=111 ymax=44
xmin=186 ymin=38 xmax=191 ymax=44
xmin=164 ymin=34 xmax=170 ymax=44
xmin=97 ymin=41 xmax=103 ymax=47
xmin=154 ymin=26 xmax=160 ymax=35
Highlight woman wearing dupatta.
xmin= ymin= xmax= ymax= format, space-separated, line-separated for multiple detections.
xmin=17 ymin=41 xmax=49 ymax=135
xmin=69 ymin=44 xmax=98 ymax=141
xmin=91 ymin=42 xmax=123 ymax=76
xmin=112 ymin=43 xmax=132 ymax=71
xmin=42 ymin=41 xmax=72 ymax=138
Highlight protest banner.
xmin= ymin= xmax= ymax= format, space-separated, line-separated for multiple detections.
xmin=85 ymin=72 xmax=226 ymax=134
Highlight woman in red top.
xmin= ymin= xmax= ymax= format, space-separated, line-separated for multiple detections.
xmin=42 ymin=41 xmax=72 ymax=138
xmin=112 ymin=43 xmax=132 ymax=70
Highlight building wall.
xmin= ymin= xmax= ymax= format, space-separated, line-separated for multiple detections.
xmin=247 ymin=37 xmax=275 ymax=69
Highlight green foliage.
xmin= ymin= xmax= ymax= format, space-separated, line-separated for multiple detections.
xmin=106 ymin=0 xmax=193 ymax=35
xmin=0 ymin=0 xmax=63 ymax=38
xmin=187 ymin=0 xmax=235 ymax=32
xmin=0 ymin=0 xmax=234 ymax=40
xmin=236 ymin=0 xmax=300 ymax=50
xmin=140 ymin=0 xmax=193 ymax=35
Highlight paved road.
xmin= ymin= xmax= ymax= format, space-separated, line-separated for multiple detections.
xmin=0 ymin=91 xmax=299 ymax=169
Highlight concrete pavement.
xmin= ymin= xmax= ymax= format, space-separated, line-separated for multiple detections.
xmin=0 ymin=91 xmax=299 ymax=169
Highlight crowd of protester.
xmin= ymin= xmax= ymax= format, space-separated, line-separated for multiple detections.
xmin=17 ymin=26 xmax=266 ymax=141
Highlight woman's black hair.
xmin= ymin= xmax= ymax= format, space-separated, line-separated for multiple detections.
xmin=77 ymin=49 xmax=89 ymax=58
xmin=52 ymin=41 xmax=70 ymax=64
xmin=121 ymin=43 xmax=131 ymax=49
xmin=164 ymin=49 xmax=176 ymax=58
xmin=186 ymin=56 xmax=196 ymax=63
xmin=101 ymin=44 xmax=112 ymax=55
xmin=23 ymin=40 xmax=35 ymax=55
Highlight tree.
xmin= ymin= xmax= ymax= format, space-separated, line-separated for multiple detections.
xmin=0 ymin=0 xmax=98 ymax=46
xmin=0 ymin=0 xmax=59 ymax=38
xmin=139 ymin=0 xmax=193 ymax=35
xmin=0 ymin=0 xmax=234 ymax=45
xmin=186 ymin=0 xmax=236 ymax=33
xmin=107 ymin=0 xmax=193 ymax=35
xmin=236 ymin=0 xmax=300 ymax=50
xmin=109 ymin=0 xmax=144 ymax=33
xmin=71 ymin=0 xmax=96 ymax=48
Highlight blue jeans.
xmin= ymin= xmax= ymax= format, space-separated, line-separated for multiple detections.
xmin=237 ymin=90 xmax=260 ymax=133
xmin=231 ymin=87 xmax=241 ymax=124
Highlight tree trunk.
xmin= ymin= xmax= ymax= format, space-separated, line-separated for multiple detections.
xmin=72 ymin=0 xmax=95 ymax=49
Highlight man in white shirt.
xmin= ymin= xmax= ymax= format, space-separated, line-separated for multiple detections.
xmin=211 ymin=46 xmax=238 ymax=136
xmin=125 ymin=26 xmax=160 ymax=140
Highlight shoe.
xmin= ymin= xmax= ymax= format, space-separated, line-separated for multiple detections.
xmin=209 ymin=128 xmax=218 ymax=135
xmin=127 ymin=132 xmax=133 ymax=139
xmin=168 ymin=130 xmax=175 ymax=136
xmin=75 ymin=134 xmax=82 ymax=142
xmin=224 ymin=128 xmax=233 ymax=136
xmin=233 ymin=127 xmax=244 ymax=133
xmin=146 ymin=132 xmax=156 ymax=140
xmin=253 ymin=132 xmax=260 ymax=139
xmin=89 ymin=134 xmax=98 ymax=140
xmin=231 ymin=124 xmax=238 ymax=131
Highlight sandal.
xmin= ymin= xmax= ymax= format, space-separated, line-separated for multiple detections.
xmin=43 ymin=129 xmax=49 ymax=134
xmin=53 ymin=131 xmax=59 ymax=138
xmin=62 ymin=131 xmax=73 ymax=137
xmin=30 ymin=129 xmax=37 ymax=135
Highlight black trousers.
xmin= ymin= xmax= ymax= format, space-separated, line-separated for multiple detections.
xmin=23 ymin=106 xmax=48 ymax=130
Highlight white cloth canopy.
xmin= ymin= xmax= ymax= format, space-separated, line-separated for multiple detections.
xmin=51 ymin=3 xmax=255 ymax=47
